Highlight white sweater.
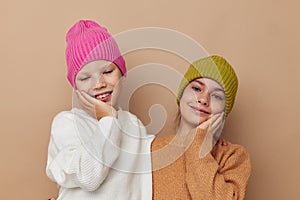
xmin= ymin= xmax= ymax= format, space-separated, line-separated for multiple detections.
xmin=46 ymin=108 xmax=154 ymax=200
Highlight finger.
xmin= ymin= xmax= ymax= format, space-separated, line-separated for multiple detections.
xmin=198 ymin=112 xmax=222 ymax=130
xmin=80 ymin=91 xmax=109 ymax=110
xmin=94 ymin=99 xmax=117 ymax=119
xmin=218 ymin=112 xmax=225 ymax=123
xmin=198 ymin=118 xmax=211 ymax=129
xmin=210 ymin=112 xmax=225 ymax=130
xmin=222 ymin=139 xmax=228 ymax=146
xmin=211 ymin=112 xmax=223 ymax=122
xmin=76 ymin=90 xmax=88 ymax=106
xmin=80 ymin=91 xmax=97 ymax=105
xmin=76 ymin=90 xmax=93 ymax=109
xmin=217 ymin=138 xmax=222 ymax=145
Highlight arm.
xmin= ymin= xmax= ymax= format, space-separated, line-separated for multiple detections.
xmin=46 ymin=111 xmax=122 ymax=191
xmin=185 ymin=129 xmax=251 ymax=200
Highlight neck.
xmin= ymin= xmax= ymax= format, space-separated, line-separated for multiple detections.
xmin=176 ymin=119 xmax=194 ymax=136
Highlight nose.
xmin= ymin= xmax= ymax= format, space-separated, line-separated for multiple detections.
xmin=197 ymin=91 xmax=209 ymax=106
xmin=94 ymin=75 xmax=106 ymax=89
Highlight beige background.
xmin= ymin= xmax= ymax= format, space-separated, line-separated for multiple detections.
xmin=1 ymin=0 xmax=300 ymax=199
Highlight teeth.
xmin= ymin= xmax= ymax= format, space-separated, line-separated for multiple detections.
xmin=96 ymin=93 xmax=110 ymax=99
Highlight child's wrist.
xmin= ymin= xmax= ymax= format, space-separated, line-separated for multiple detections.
xmin=96 ymin=110 xmax=118 ymax=120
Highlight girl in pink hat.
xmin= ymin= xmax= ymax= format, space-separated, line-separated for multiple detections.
xmin=46 ymin=20 xmax=153 ymax=200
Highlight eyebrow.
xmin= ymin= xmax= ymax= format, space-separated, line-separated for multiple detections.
xmin=194 ymin=80 xmax=205 ymax=86
xmin=193 ymin=80 xmax=225 ymax=93
xmin=77 ymin=71 xmax=90 ymax=76
xmin=78 ymin=63 xmax=115 ymax=75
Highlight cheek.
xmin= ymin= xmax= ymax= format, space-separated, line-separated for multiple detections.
xmin=112 ymin=79 xmax=121 ymax=87
xmin=110 ymin=77 xmax=123 ymax=98
xmin=179 ymin=104 xmax=185 ymax=116
xmin=75 ymin=81 xmax=91 ymax=92
xmin=181 ymin=90 xmax=197 ymax=103
xmin=74 ymin=81 xmax=81 ymax=90
xmin=107 ymin=73 xmax=122 ymax=86
xmin=210 ymin=100 xmax=226 ymax=114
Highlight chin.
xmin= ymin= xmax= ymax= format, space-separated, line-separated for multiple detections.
xmin=198 ymin=117 xmax=209 ymax=124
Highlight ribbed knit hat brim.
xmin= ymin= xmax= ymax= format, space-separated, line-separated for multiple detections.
xmin=65 ymin=20 xmax=126 ymax=87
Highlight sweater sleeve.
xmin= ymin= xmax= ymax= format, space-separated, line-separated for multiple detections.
xmin=184 ymin=129 xmax=251 ymax=200
xmin=46 ymin=111 xmax=122 ymax=191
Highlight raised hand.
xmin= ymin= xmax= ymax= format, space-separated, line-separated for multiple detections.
xmin=76 ymin=90 xmax=117 ymax=120
xmin=198 ymin=112 xmax=225 ymax=158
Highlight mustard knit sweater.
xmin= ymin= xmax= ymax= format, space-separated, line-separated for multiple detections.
xmin=151 ymin=129 xmax=251 ymax=200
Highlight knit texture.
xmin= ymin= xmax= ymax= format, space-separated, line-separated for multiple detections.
xmin=151 ymin=130 xmax=251 ymax=200
xmin=46 ymin=109 xmax=153 ymax=200
xmin=65 ymin=20 xmax=126 ymax=87
xmin=177 ymin=55 xmax=238 ymax=116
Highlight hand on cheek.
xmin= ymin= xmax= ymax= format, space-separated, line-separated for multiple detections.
xmin=197 ymin=111 xmax=224 ymax=129
xmin=197 ymin=112 xmax=225 ymax=158
xmin=76 ymin=90 xmax=117 ymax=120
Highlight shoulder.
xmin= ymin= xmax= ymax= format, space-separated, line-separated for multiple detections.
xmin=117 ymin=109 xmax=137 ymax=121
xmin=213 ymin=140 xmax=250 ymax=156
xmin=50 ymin=110 xmax=83 ymax=147
xmin=151 ymin=134 xmax=176 ymax=151
xmin=52 ymin=110 xmax=74 ymax=124
xmin=117 ymin=109 xmax=144 ymax=127
xmin=212 ymin=140 xmax=251 ymax=168
xmin=53 ymin=108 xmax=98 ymax=123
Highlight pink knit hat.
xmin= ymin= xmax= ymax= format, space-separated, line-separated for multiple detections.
xmin=65 ymin=20 xmax=126 ymax=87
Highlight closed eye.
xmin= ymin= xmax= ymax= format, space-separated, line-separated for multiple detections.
xmin=79 ymin=77 xmax=90 ymax=81
xmin=191 ymin=86 xmax=201 ymax=92
xmin=103 ymin=69 xmax=113 ymax=74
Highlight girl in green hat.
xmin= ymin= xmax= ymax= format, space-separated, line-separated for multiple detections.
xmin=151 ymin=55 xmax=251 ymax=199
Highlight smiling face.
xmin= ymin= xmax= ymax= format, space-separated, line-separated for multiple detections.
xmin=75 ymin=60 xmax=123 ymax=108
xmin=179 ymin=77 xmax=226 ymax=129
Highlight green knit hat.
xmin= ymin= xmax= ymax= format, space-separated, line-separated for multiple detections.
xmin=177 ymin=55 xmax=238 ymax=117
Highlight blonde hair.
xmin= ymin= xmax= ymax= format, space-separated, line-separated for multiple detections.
xmin=174 ymin=105 xmax=181 ymax=131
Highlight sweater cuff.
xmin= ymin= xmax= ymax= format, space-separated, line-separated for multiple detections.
xmin=184 ymin=128 xmax=207 ymax=158
xmin=184 ymin=128 xmax=220 ymax=177
xmin=98 ymin=116 xmax=121 ymax=139
xmin=82 ymin=116 xmax=122 ymax=166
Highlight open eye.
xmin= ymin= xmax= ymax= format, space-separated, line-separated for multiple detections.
xmin=211 ymin=93 xmax=224 ymax=100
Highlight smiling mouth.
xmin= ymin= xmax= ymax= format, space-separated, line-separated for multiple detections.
xmin=199 ymin=109 xmax=210 ymax=114
xmin=190 ymin=106 xmax=210 ymax=115
xmin=95 ymin=91 xmax=112 ymax=101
